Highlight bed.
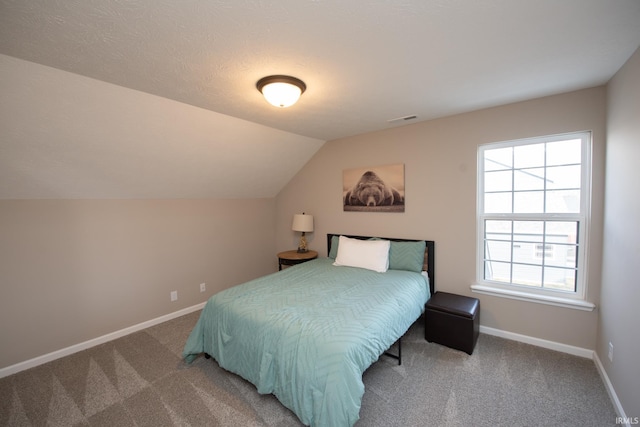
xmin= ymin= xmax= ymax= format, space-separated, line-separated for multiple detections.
xmin=183 ymin=233 xmax=435 ymax=427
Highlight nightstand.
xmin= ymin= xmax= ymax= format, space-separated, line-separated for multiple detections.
xmin=277 ymin=250 xmax=318 ymax=270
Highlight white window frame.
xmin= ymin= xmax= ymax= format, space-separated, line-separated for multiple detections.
xmin=472 ymin=131 xmax=595 ymax=311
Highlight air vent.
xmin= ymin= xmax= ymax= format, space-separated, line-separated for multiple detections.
xmin=387 ymin=115 xmax=417 ymax=124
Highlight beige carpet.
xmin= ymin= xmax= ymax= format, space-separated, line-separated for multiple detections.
xmin=0 ymin=310 xmax=617 ymax=426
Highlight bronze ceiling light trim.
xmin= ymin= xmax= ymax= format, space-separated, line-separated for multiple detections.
xmin=256 ymin=75 xmax=307 ymax=108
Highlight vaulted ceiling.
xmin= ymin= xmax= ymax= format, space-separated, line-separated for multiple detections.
xmin=1 ymin=0 xmax=639 ymax=199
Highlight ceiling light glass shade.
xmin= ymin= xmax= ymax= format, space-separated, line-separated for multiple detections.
xmin=257 ymin=75 xmax=306 ymax=108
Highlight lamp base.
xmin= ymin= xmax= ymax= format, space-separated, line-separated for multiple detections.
xmin=297 ymin=233 xmax=308 ymax=253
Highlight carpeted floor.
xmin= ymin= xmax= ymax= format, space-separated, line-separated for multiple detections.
xmin=0 ymin=310 xmax=617 ymax=426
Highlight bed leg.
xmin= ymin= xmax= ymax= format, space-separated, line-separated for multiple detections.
xmin=383 ymin=337 xmax=402 ymax=365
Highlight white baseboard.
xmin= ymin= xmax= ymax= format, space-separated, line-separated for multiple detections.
xmin=0 ymin=302 xmax=206 ymax=379
xmin=479 ymin=325 xmax=594 ymax=359
xmin=593 ymin=351 xmax=629 ymax=423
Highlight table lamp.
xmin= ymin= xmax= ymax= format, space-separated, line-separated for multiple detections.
xmin=292 ymin=213 xmax=314 ymax=253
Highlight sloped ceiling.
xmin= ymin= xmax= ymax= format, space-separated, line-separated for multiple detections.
xmin=1 ymin=0 xmax=639 ymax=199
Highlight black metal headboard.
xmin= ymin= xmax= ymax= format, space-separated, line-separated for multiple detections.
xmin=327 ymin=233 xmax=435 ymax=296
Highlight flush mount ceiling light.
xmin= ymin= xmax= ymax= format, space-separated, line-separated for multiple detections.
xmin=256 ymin=75 xmax=306 ymax=108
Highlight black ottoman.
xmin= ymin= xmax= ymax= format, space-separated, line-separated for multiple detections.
xmin=425 ymin=292 xmax=480 ymax=355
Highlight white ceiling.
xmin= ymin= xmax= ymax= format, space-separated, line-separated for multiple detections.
xmin=1 ymin=0 xmax=639 ymax=199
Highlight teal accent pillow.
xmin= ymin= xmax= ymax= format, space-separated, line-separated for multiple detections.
xmin=388 ymin=240 xmax=426 ymax=272
xmin=329 ymin=235 xmax=340 ymax=259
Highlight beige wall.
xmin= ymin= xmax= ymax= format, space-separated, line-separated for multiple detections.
xmin=600 ymin=47 xmax=640 ymax=418
xmin=276 ymin=87 xmax=606 ymax=350
xmin=0 ymin=198 xmax=277 ymax=369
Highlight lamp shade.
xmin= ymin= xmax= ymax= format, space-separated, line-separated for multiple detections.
xmin=257 ymin=75 xmax=306 ymax=108
xmin=292 ymin=214 xmax=314 ymax=232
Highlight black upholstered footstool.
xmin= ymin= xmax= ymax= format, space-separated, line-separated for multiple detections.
xmin=425 ymin=291 xmax=480 ymax=355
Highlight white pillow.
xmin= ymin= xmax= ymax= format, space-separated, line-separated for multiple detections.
xmin=333 ymin=235 xmax=390 ymax=272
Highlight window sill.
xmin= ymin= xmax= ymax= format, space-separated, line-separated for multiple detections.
xmin=470 ymin=284 xmax=596 ymax=312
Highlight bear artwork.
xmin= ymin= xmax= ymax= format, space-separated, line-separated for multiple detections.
xmin=344 ymin=170 xmax=404 ymax=208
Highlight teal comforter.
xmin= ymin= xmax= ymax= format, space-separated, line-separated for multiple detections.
xmin=183 ymin=257 xmax=430 ymax=426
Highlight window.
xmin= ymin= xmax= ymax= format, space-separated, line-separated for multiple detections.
xmin=474 ymin=132 xmax=594 ymax=310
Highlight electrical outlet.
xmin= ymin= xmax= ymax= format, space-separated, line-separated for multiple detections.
xmin=200 ymin=283 xmax=206 ymax=292
xmin=608 ymin=342 xmax=614 ymax=362
xmin=170 ymin=291 xmax=178 ymax=302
